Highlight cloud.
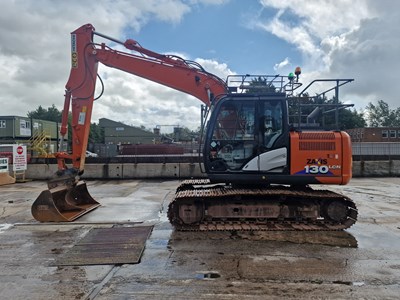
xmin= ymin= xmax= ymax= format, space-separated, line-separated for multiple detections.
xmin=191 ymin=0 xmax=230 ymax=4
xmin=91 ymin=55 xmax=233 ymax=131
xmin=274 ymin=57 xmax=290 ymax=71
xmin=328 ymin=5 xmax=400 ymax=107
xmin=257 ymin=0 xmax=400 ymax=109
xmin=195 ymin=58 xmax=235 ymax=78
xmin=4 ymin=0 xmax=398 ymax=138
xmin=93 ymin=67 xmax=203 ymax=130
xmin=257 ymin=0 xmax=372 ymax=66
xmin=0 ymin=0 xmax=227 ymax=131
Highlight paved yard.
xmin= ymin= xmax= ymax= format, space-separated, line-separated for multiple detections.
xmin=1 ymin=178 xmax=400 ymax=299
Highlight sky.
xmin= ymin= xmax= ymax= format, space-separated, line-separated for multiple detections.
xmin=0 ymin=0 xmax=399 ymax=133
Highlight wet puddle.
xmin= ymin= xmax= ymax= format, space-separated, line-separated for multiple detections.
xmin=196 ymin=271 xmax=221 ymax=280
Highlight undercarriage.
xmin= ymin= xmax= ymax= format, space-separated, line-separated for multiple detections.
xmin=168 ymin=179 xmax=358 ymax=231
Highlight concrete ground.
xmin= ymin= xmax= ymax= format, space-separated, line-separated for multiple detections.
xmin=1 ymin=178 xmax=400 ymax=299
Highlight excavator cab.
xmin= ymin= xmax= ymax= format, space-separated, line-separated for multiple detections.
xmin=203 ymin=75 xmax=354 ymax=187
xmin=204 ymin=93 xmax=291 ymax=184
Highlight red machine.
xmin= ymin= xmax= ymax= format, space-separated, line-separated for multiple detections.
xmin=32 ymin=24 xmax=357 ymax=230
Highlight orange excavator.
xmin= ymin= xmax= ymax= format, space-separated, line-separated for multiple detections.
xmin=32 ymin=24 xmax=357 ymax=230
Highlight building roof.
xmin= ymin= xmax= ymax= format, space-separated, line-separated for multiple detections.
xmin=99 ymin=118 xmax=159 ymax=139
xmin=99 ymin=118 xmax=129 ymax=128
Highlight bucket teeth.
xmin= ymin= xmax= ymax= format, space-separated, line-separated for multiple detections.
xmin=31 ymin=181 xmax=100 ymax=222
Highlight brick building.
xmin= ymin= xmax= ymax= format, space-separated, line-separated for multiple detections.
xmin=346 ymin=127 xmax=400 ymax=142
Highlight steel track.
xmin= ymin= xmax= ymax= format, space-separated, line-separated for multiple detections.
xmin=168 ymin=179 xmax=358 ymax=231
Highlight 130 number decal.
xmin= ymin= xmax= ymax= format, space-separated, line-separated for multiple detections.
xmin=304 ymin=165 xmax=329 ymax=174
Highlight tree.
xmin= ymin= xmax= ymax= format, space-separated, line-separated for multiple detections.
xmin=365 ymin=100 xmax=400 ymax=127
xmin=289 ymin=94 xmax=366 ymax=130
xmin=323 ymin=96 xmax=366 ymax=130
xmin=27 ymin=104 xmax=62 ymax=122
xmin=338 ymin=108 xmax=367 ymax=129
xmin=245 ymin=76 xmax=277 ymax=94
xmin=89 ymin=122 xmax=104 ymax=143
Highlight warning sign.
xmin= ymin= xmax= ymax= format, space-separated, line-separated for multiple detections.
xmin=13 ymin=145 xmax=27 ymax=171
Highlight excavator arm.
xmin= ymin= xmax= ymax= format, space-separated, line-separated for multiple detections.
xmin=31 ymin=23 xmax=228 ymax=222
xmin=61 ymin=23 xmax=227 ymax=173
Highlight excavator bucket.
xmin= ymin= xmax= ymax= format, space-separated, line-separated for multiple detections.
xmin=31 ymin=181 xmax=100 ymax=222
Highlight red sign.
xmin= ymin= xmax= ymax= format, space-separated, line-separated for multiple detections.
xmin=13 ymin=145 xmax=27 ymax=171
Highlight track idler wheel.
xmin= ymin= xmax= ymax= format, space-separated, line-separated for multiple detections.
xmin=322 ymin=200 xmax=349 ymax=223
xmin=31 ymin=180 xmax=100 ymax=222
xmin=168 ymin=201 xmax=204 ymax=225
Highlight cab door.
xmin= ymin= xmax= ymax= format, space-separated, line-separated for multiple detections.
xmin=205 ymin=97 xmax=257 ymax=172
xmin=242 ymin=98 xmax=289 ymax=173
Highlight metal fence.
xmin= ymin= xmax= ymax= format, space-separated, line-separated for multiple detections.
xmin=352 ymin=142 xmax=400 ymax=160
xmin=352 ymin=142 xmax=400 ymax=156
